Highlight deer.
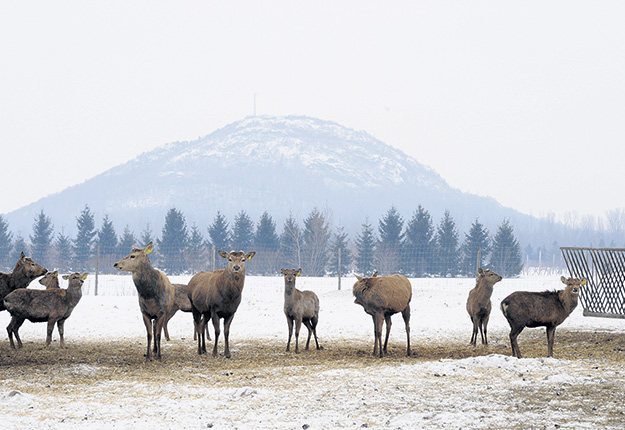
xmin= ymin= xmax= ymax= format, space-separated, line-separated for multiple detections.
xmin=113 ymin=242 xmax=175 ymax=361
xmin=281 ymin=268 xmax=320 ymax=353
xmin=500 ymin=276 xmax=584 ymax=358
xmin=466 ymin=268 xmax=502 ymax=346
xmin=162 ymin=283 xmax=211 ymax=342
xmin=189 ymin=250 xmax=255 ymax=358
xmin=353 ymin=272 xmax=412 ymax=358
xmin=39 ymin=271 xmax=60 ymax=289
xmin=4 ymin=272 xmax=87 ymax=348
xmin=0 ymin=252 xmax=47 ymax=312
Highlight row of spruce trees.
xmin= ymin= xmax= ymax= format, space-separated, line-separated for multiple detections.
xmin=0 ymin=204 xmax=523 ymax=278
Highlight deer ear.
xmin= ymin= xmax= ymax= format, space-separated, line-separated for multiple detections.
xmin=581 ymin=278 xmax=587 ymax=286
xmin=82 ymin=273 xmax=88 ymax=280
xmin=297 ymin=269 xmax=301 ymax=276
xmin=54 ymin=271 xmax=58 ymax=278
xmin=355 ymin=275 xmax=363 ymax=282
xmin=246 ymin=251 xmax=256 ymax=261
xmin=561 ymin=276 xmax=568 ymax=284
xmin=145 ymin=242 xmax=153 ymax=254
xmin=62 ymin=275 xmax=69 ymax=280
xmin=280 ymin=269 xmax=286 ymax=275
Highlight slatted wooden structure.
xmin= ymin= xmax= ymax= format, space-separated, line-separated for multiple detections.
xmin=561 ymin=247 xmax=625 ymax=319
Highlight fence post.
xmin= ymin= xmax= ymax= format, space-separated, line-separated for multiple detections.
xmin=476 ymin=247 xmax=481 ymax=274
xmin=95 ymin=244 xmax=100 ymax=296
xmin=338 ymin=247 xmax=342 ymax=291
xmin=211 ymin=244 xmax=216 ymax=272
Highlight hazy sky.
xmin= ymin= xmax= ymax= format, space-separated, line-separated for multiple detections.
xmin=2 ymin=1 xmax=624 ymax=223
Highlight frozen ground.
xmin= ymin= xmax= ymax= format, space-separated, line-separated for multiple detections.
xmin=1 ymin=274 xmax=624 ymax=429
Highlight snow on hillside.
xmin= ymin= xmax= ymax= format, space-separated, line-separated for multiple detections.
xmin=1 ymin=274 xmax=624 ymax=429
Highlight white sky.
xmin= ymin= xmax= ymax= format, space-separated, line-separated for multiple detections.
xmin=1 ymin=1 xmax=624 ymax=222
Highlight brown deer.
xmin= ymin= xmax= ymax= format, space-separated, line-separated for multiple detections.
xmin=4 ymin=272 xmax=87 ymax=348
xmin=500 ymin=276 xmax=584 ymax=358
xmin=466 ymin=268 xmax=502 ymax=346
xmin=0 ymin=252 xmax=47 ymax=312
xmin=162 ymin=283 xmax=211 ymax=342
xmin=114 ymin=242 xmax=175 ymax=361
xmin=39 ymin=271 xmax=60 ymax=289
xmin=353 ymin=272 xmax=412 ymax=358
xmin=281 ymin=268 xmax=320 ymax=353
xmin=189 ymin=250 xmax=255 ymax=358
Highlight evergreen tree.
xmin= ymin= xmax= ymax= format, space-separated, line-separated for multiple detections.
xmin=208 ymin=211 xmax=230 ymax=254
xmin=231 ymin=211 xmax=255 ymax=252
xmin=435 ymin=210 xmax=460 ymax=277
xmin=460 ymin=219 xmax=490 ymax=276
xmin=355 ymin=220 xmax=377 ymax=276
xmin=118 ymin=225 xmax=137 ymax=255
xmin=30 ymin=209 xmax=54 ymax=269
xmin=187 ymin=223 xmax=207 ymax=273
xmin=301 ymin=208 xmax=331 ymax=276
xmin=403 ymin=206 xmax=435 ymax=277
xmin=279 ymin=213 xmax=302 ymax=269
xmin=490 ymin=219 xmax=523 ymax=277
xmin=0 ymin=215 xmax=13 ymax=271
xmin=254 ymin=211 xmax=280 ymax=275
xmin=74 ymin=205 xmax=96 ymax=271
xmin=376 ymin=206 xmax=404 ymax=275
xmin=54 ymin=230 xmax=73 ymax=272
xmin=11 ymin=235 xmax=29 ymax=264
xmin=328 ymin=226 xmax=352 ymax=277
xmin=159 ymin=208 xmax=188 ymax=274
xmin=97 ymin=215 xmax=118 ymax=274
xmin=140 ymin=223 xmax=154 ymax=248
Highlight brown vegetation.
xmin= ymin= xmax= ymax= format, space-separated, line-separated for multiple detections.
xmin=189 ymin=250 xmax=255 ymax=358
xmin=352 ymin=273 xmax=412 ymax=357
xmin=113 ymin=242 xmax=175 ymax=361
xmin=281 ymin=268 xmax=320 ymax=353
xmin=466 ymin=268 xmax=502 ymax=346
xmin=500 ymin=276 xmax=584 ymax=358
xmin=4 ymin=272 xmax=87 ymax=348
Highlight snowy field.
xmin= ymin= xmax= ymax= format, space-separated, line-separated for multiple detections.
xmin=1 ymin=273 xmax=624 ymax=429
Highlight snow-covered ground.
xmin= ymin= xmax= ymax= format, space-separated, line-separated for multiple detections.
xmin=1 ymin=274 xmax=624 ymax=429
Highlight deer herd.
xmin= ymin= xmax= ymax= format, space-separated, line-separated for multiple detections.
xmin=0 ymin=245 xmax=586 ymax=361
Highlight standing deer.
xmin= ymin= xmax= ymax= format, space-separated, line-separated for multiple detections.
xmin=189 ymin=250 xmax=255 ymax=358
xmin=39 ymin=271 xmax=60 ymax=289
xmin=114 ymin=242 xmax=175 ymax=361
xmin=281 ymin=268 xmax=320 ymax=353
xmin=466 ymin=268 xmax=502 ymax=346
xmin=501 ymin=276 xmax=584 ymax=358
xmin=0 ymin=252 xmax=47 ymax=312
xmin=353 ymin=272 xmax=412 ymax=358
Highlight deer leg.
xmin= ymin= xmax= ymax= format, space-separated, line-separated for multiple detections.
xmin=470 ymin=316 xmax=479 ymax=346
xmin=286 ymin=316 xmax=294 ymax=352
xmin=211 ymin=312 xmax=221 ymax=357
xmin=205 ymin=320 xmax=211 ymax=341
xmin=509 ymin=326 xmax=524 ymax=359
xmin=153 ymin=312 xmax=167 ymax=360
xmin=7 ymin=316 xmax=25 ymax=349
xmin=303 ymin=319 xmax=313 ymax=350
xmin=46 ymin=319 xmax=56 ymax=347
xmin=383 ymin=315 xmax=392 ymax=356
xmin=546 ymin=326 xmax=556 ymax=357
xmin=402 ymin=306 xmax=411 ymax=357
xmin=481 ymin=313 xmax=490 ymax=345
xmin=310 ymin=316 xmax=320 ymax=350
xmin=222 ymin=314 xmax=235 ymax=359
xmin=193 ymin=310 xmax=204 ymax=354
xmin=141 ymin=313 xmax=153 ymax=361
xmin=57 ymin=319 xmax=66 ymax=348
xmin=372 ymin=314 xmax=384 ymax=358
xmin=294 ymin=317 xmax=302 ymax=354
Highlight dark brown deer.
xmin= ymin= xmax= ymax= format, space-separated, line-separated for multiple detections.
xmin=353 ymin=272 xmax=412 ymax=358
xmin=466 ymin=268 xmax=502 ymax=346
xmin=189 ymin=250 xmax=255 ymax=358
xmin=500 ymin=276 xmax=584 ymax=358
xmin=0 ymin=252 xmax=47 ymax=312
xmin=4 ymin=272 xmax=87 ymax=348
xmin=281 ymin=268 xmax=320 ymax=353
xmin=114 ymin=242 xmax=175 ymax=361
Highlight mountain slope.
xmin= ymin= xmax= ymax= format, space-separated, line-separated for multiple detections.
xmin=7 ymin=115 xmax=523 ymax=239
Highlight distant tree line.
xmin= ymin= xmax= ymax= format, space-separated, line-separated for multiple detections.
xmin=0 ymin=204 xmax=524 ymax=278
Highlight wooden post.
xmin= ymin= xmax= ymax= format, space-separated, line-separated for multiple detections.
xmin=95 ymin=244 xmax=100 ymax=296
xmin=338 ymin=247 xmax=342 ymax=290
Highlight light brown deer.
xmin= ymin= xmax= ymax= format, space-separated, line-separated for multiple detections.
xmin=466 ymin=268 xmax=502 ymax=346
xmin=189 ymin=250 xmax=255 ymax=358
xmin=163 ymin=283 xmax=211 ymax=342
xmin=39 ymin=271 xmax=60 ymax=289
xmin=281 ymin=268 xmax=320 ymax=353
xmin=353 ymin=272 xmax=412 ymax=358
xmin=114 ymin=242 xmax=175 ymax=361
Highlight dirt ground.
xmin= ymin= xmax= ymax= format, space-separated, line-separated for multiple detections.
xmin=2 ymin=328 xmax=625 ymax=429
